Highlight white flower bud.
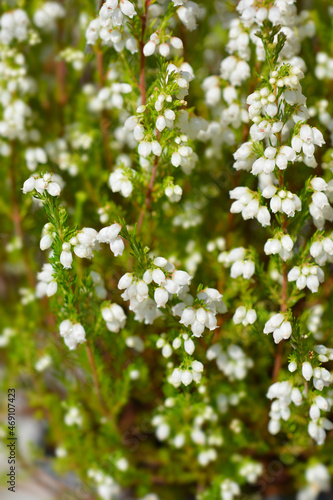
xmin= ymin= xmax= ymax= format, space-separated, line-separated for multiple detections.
xmin=124 ymin=115 xmax=137 ymax=130
xmin=310 ymin=241 xmax=323 ymax=258
xmin=246 ymin=309 xmax=257 ymax=324
xmin=164 ymin=109 xmax=176 ymax=121
xmin=309 ymin=404 xmax=320 ymax=421
xmin=268 ymin=419 xmax=280 ymax=435
xmin=156 ymin=115 xmax=166 ymax=132
xmin=59 ymin=319 xmax=73 ymax=337
xmin=60 ymin=250 xmax=73 ymax=269
xmin=184 ymin=338 xmax=195 ymax=355
xmin=311 ymin=177 xmax=327 ymax=191
xmin=302 ymin=362 xmax=313 ymax=381
xmin=47 ymin=182 xmax=61 ymax=196
xmin=159 ymin=43 xmax=170 ymax=57
xmin=150 ymin=269 xmax=165 ymax=286
xmin=270 ymin=239 xmax=282 ymax=254
xmin=257 ymin=206 xmax=271 ymax=226
xmin=156 ymin=423 xmax=170 ymax=440
xmin=110 ymin=236 xmax=124 ymax=257
xmin=280 ymin=321 xmax=292 ymax=340
xmin=72 ymin=323 xmax=86 ymax=343
xmin=177 ymin=77 xmax=188 ymax=89
xmin=270 ymin=195 xmax=282 ymax=213
xmin=170 ymin=37 xmax=183 ymax=49
xmin=316 ymin=396 xmax=329 ymax=411
xmin=180 ymin=307 xmax=196 ymax=326
xmin=242 ymin=199 xmax=259 ymax=219
xmin=288 ymin=361 xmax=297 ymax=372
xmin=138 ymin=141 xmax=152 ymax=157
xmin=288 ymin=267 xmax=300 ymax=281
xmin=46 ymin=281 xmax=57 ymax=297
xmin=134 ymin=124 xmax=145 ymax=141
xmin=171 ymin=152 xmax=181 ymax=167
xmin=98 ymin=223 xmax=122 ymax=243
xmin=120 ymin=0 xmax=136 ymax=18
xmin=312 ymin=191 xmax=329 ymax=209
xmin=154 ymin=256 xmax=168 ymax=267
xmin=136 ymin=280 xmax=149 ymax=299
xmin=164 ymin=279 xmax=180 ymax=294
xmin=323 ymin=238 xmax=333 ymax=255
xmin=143 ymin=40 xmax=156 ymax=56
xmin=291 ymin=388 xmax=302 ymax=405
xmin=242 ymin=260 xmax=255 ymax=279
xmin=191 ymin=320 xmax=205 ymax=337
xmin=170 ymin=368 xmax=182 ymax=385
xmin=181 ymin=370 xmax=193 ymax=386
xmin=172 ymin=337 xmax=182 ymax=349
xmin=264 ymin=313 xmax=284 ymax=334
xmin=282 ymin=198 xmax=296 ymax=217
xmin=262 ymin=185 xmax=277 ymax=198
xmin=151 ymin=140 xmax=162 ymax=156
xmin=118 ymin=273 xmax=133 ymax=289
xmin=233 ymin=306 xmax=247 ymax=324
xmin=173 ymin=270 xmax=192 ymax=285
xmin=23 ymin=177 xmax=36 ymax=193
xmin=306 ymin=274 xmax=319 ymax=293
xmin=196 ymin=308 xmax=208 ymax=325
xmin=192 ymin=360 xmax=204 ymax=373
xmin=40 ymin=233 xmax=53 ymax=251
xmin=154 ymin=287 xmax=169 ymax=308
xmin=162 ymin=344 xmax=172 ymax=358
xmin=281 ymin=235 xmax=293 ymax=251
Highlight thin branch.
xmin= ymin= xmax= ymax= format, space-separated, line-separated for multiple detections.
xmin=138 ymin=0 xmax=150 ymax=105
xmin=9 ymin=142 xmax=35 ymax=288
xmin=137 ymin=152 xmax=159 ymax=233
xmin=56 ymin=59 xmax=67 ymax=107
xmin=85 ymin=343 xmax=110 ymax=417
xmin=96 ymin=48 xmax=112 ymax=168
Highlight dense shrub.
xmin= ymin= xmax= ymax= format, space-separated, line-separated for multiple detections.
xmin=1 ymin=0 xmax=333 ymax=499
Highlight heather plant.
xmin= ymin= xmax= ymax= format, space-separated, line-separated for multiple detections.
xmin=1 ymin=1 xmax=333 ymax=500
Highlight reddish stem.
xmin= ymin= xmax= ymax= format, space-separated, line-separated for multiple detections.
xmin=96 ymin=48 xmax=112 ymax=168
xmin=138 ymin=0 xmax=149 ymax=105
xmin=56 ymin=59 xmax=67 ymax=106
xmin=9 ymin=143 xmax=35 ymax=288
xmin=96 ymin=49 xmax=105 ymax=88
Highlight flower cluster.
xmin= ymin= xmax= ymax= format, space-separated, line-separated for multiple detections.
xmin=169 ymin=360 xmax=204 ymax=387
xmin=267 ymin=381 xmax=302 ymax=435
xmin=59 ymin=320 xmax=86 ymax=350
xmin=143 ymin=33 xmax=183 ymax=58
xmin=230 ymin=187 xmax=271 ymax=227
xmin=97 ymin=223 xmax=125 ymax=257
xmin=23 ymin=172 xmax=63 ymax=196
xmin=264 ymin=313 xmax=292 ymax=344
xmin=60 ymin=228 xmax=98 ymax=269
xmin=288 ymin=265 xmax=324 ymax=293
xmin=0 ymin=10 xmax=30 ymax=45
xmin=118 ymin=256 xmax=193 ymax=318
xmin=218 ymin=247 xmax=255 ymax=280
xmin=264 ymin=234 xmax=294 ymax=260
xmin=101 ymin=303 xmax=126 ymax=333
xmin=3 ymin=0 xmax=333 ymax=498
xmin=176 ymin=287 xmax=226 ymax=337
xmin=207 ymin=344 xmax=253 ymax=381
xmin=86 ymin=0 xmax=137 ymax=50
xmin=36 ymin=263 xmax=57 ymax=298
